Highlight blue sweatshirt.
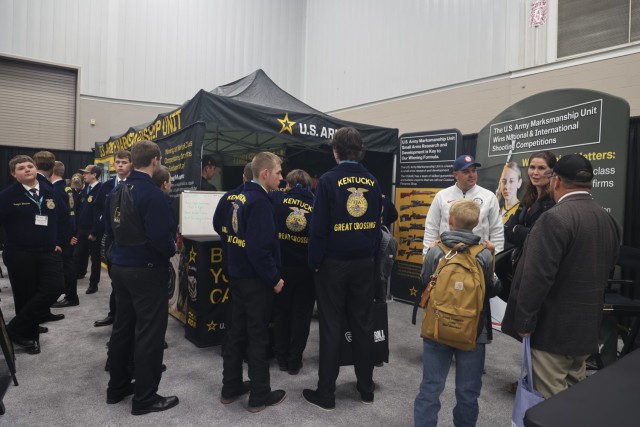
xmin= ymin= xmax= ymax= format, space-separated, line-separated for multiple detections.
xmin=0 ymin=181 xmax=67 ymax=251
xmin=226 ymin=181 xmax=281 ymax=288
xmin=105 ymin=170 xmax=176 ymax=268
xmin=271 ymin=186 xmax=314 ymax=267
xmin=308 ymin=162 xmax=382 ymax=269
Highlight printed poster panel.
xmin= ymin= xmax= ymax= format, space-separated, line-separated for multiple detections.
xmin=476 ymin=89 xmax=629 ymax=228
xmin=391 ymin=130 xmax=463 ymax=303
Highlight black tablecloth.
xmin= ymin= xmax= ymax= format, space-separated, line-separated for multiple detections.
xmin=524 ymin=349 xmax=640 ymax=427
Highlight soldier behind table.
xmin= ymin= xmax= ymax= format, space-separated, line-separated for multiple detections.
xmin=0 ymin=155 xmax=67 ymax=355
xmin=304 ymin=127 xmax=382 ymax=411
xmin=271 ymin=169 xmax=315 ymax=376
xmin=220 ymin=152 xmax=286 ymax=413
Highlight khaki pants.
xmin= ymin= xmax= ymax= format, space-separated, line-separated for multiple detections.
xmin=531 ymin=348 xmax=589 ymax=398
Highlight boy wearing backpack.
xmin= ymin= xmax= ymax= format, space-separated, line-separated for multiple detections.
xmin=414 ymin=199 xmax=500 ymax=427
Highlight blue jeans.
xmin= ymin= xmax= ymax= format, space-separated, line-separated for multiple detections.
xmin=414 ymin=339 xmax=486 ymax=427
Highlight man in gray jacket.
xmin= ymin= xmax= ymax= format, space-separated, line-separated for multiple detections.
xmin=502 ymin=154 xmax=620 ymax=398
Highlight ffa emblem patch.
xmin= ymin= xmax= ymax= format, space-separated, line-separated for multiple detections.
xmin=87 ymin=195 xmax=93 ymax=203
xmin=46 ymin=199 xmax=55 ymax=210
xmin=346 ymin=187 xmax=369 ymax=218
xmin=286 ymin=207 xmax=308 ymax=232
xmin=113 ymin=207 xmax=121 ymax=224
xmin=231 ymin=203 xmax=240 ymax=233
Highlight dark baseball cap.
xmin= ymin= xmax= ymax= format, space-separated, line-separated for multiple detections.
xmin=453 ymin=155 xmax=481 ymax=172
xmin=202 ymin=155 xmax=217 ymax=167
xmin=544 ymin=154 xmax=593 ymax=182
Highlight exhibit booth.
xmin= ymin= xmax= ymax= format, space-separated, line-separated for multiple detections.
xmin=94 ymin=69 xmax=399 ymax=347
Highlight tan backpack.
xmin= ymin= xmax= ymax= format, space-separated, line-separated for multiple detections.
xmin=420 ymin=242 xmax=486 ymax=351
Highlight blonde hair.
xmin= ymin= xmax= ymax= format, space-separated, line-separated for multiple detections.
xmin=449 ymin=199 xmax=480 ymax=230
xmin=251 ymin=152 xmax=282 ymax=178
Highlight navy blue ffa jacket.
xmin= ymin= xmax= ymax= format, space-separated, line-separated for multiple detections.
xmin=77 ymin=182 xmax=102 ymax=230
xmin=308 ymin=162 xmax=382 ymax=270
xmin=37 ymin=173 xmax=53 ymax=190
xmin=0 ymin=181 xmax=67 ymax=251
xmin=91 ymin=177 xmax=116 ymax=236
xmin=271 ymin=186 xmax=314 ymax=267
xmin=226 ymin=181 xmax=281 ymax=287
xmin=104 ymin=170 xmax=176 ymax=268
xmin=52 ymin=179 xmax=75 ymax=242
xmin=213 ymin=184 xmax=244 ymax=240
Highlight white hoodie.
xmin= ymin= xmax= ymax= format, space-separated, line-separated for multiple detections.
xmin=422 ymin=183 xmax=504 ymax=255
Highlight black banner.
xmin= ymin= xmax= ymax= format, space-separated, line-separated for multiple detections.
xmin=391 ymin=129 xmax=463 ymax=303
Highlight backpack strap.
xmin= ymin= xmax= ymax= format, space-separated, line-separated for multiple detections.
xmin=411 ymin=242 xmax=464 ymax=325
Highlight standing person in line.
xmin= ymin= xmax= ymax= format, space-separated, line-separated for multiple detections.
xmin=33 ymin=151 xmax=68 ymax=324
xmin=92 ymin=151 xmax=133 ymax=327
xmin=104 ymin=140 xmax=179 ymax=415
xmin=50 ymin=161 xmax=80 ymax=308
xmin=504 ymin=151 xmax=557 ymax=269
xmin=220 ymin=152 xmax=286 ymax=413
xmin=0 ymin=155 xmax=67 ymax=355
xmin=502 ymin=154 xmax=620 ymax=399
xmin=422 ymin=155 xmax=503 ymax=255
xmin=304 ymin=127 xmax=382 ymax=411
xmin=414 ymin=199 xmax=501 ymax=427
xmin=271 ymin=169 xmax=315 ymax=376
xmin=74 ymin=164 xmax=103 ymax=294
xmin=213 ymin=162 xmax=253 ymax=278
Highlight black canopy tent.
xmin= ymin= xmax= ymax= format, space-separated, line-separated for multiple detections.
xmin=95 ymin=69 xmax=398 ymax=193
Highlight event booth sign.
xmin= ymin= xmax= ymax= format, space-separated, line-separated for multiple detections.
xmin=390 ymin=129 xmax=463 ymax=303
xmin=476 ymin=89 xmax=629 ymax=228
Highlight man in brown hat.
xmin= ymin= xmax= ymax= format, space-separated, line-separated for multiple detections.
xmin=502 ymin=154 xmax=620 ymax=398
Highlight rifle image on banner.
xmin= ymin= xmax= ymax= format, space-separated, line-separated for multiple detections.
xmin=400 ymin=235 xmax=423 ymax=245
xmin=398 ymin=247 xmax=423 ymax=259
xmin=400 ymin=212 xmax=427 ymax=222
xmin=400 ymin=190 xmax=436 ymax=198
xmin=398 ymin=223 xmax=424 ymax=233
xmin=399 ymin=200 xmax=432 ymax=211
xmin=496 ymin=140 xmax=516 ymax=201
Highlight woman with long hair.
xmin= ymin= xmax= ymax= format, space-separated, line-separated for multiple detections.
xmin=505 ymin=150 xmax=557 ymax=254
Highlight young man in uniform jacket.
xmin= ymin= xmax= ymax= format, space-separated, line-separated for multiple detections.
xmin=104 ymin=140 xmax=179 ymax=415
xmin=271 ymin=169 xmax=315 ymax=376
xmin=33 ymin=151 xmax=69 ymax=323
xmin=49 ymin=161 xmax=80 ymax=308
xmin=74 ymin=164 xmax=103 ymax=294
xmin=212 ymin=162 xmax=252 ymax=278
xmin=221 ymin=152 xmax=287 ymax=413
xmin=304 ymin=127 xmax=382 ymax=411
xmin=91 ymin=151 xmax=132 ymax=326
xmin=0 ymin=155 xmax=67 ymax=355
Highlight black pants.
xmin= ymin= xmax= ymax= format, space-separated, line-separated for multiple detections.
xmin=315 ymin=257 xmax=375 ymax=402
xmin=274 ymin=265 xmax=315 ymax=368
xmin=61 ymin=243 xmax=78 ymax=301
xmin=73 ymin=229 xmax=102 ymax=287
xmin=3 ymin=249 xmax=64 ymax=340
xmin=222 ymin=277 xmax=274 ymax=406
xmin=107 ymin=265 xmax=168 ymax=406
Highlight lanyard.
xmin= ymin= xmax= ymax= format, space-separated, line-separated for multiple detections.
xmin=25 ymin=192 xmax=44 ymax=215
